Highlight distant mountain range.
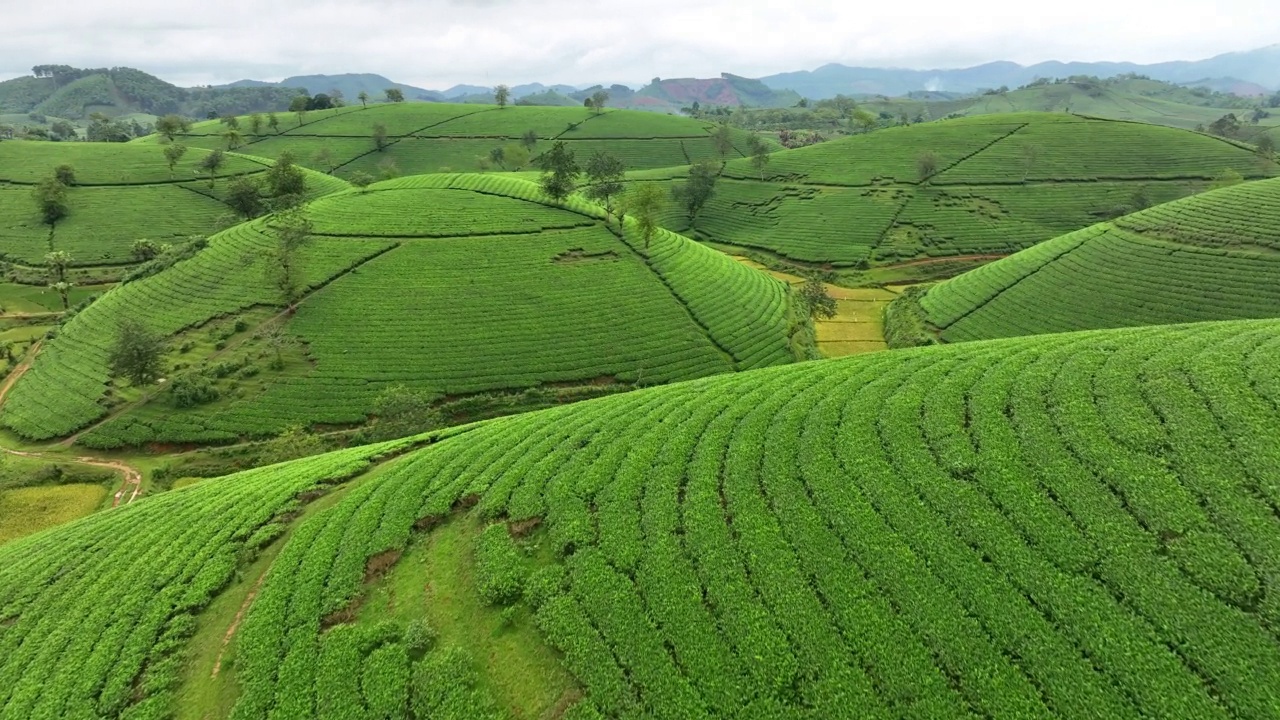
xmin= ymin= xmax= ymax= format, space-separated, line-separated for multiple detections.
xmin=759 ymin=45 xmax=1280 ymax=98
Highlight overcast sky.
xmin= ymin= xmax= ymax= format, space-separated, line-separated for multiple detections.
xmin=3 ymin=0 xmax=1278 ymax=89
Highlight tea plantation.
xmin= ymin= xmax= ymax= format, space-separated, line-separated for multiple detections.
xmin=0 ymin=141 xmax=348 ymax=265
xmin=133 ymin=102 xmax=766 ymax=177
xmin=674 ymin=113 xmax=1278 ymax=266
xmin=921 ymin=176 xmax=1280 ymax=341
xmin=0 ymin=174 xmax=795 ymax=445
xmin=4 ymin=316 xmax=1280 ymax=719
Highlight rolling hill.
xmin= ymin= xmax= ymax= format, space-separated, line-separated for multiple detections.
xmin=0 ymin=174 xmax=796 ymax=446
xmin=133 ymin=102 xmax=767 ymax=177
xmin=3 ymin=315 xmax=1280 ymax=718
xmin=653 ymin=112 xmax=1277 ymax=269
xmin=918 ymin=176 xmax=1280 ymax=342
xmin=0 ymin=140 xmax=347 ymax=267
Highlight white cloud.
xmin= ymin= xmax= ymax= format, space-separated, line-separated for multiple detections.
xmin=2 ymin=0 xmax=1278 ymax=88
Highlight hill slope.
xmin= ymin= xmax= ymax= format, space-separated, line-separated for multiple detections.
xmin=0 ymin=174 xmax=796 ymax=445
xmin=134 ymin=102 xmax=766 ymax=176
xmin=4 ymin=316 xmax=1280 ymax=718
xmin=0 ymin=141 xmax=347 ymax=266
xmin=921 ymin=176 xmax=1280 ymax=342
xmin=662 ymin=112 xmax=1277 ymax=267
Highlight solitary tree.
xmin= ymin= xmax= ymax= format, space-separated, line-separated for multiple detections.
xmin=521 ymin=129 xmax=539 ymax=151
xmin=372 ymin=122 xmax=389 ymax=151
xmin=584 ymin=150 xmax=626 ymax=217
xmin=109 ymin=318 xmax=165 ymax=386
xmin=267 ymin=112 xmax=281 ymax=134
xmin=198 ymin=149 xmax=226 ymax=187
xmin=799 ymin=276 xmax=837 ymax=320
xmin=265 ymin=151 xmax=308 ymax=207
xmin=268 ymin=209 xmax=311 ymax=309
xmin=852 ymin=108 xmax=877 ymax=133
xmin=349 ymin=171 xmax=375 ymax=190
xmin=747 ymin=135 xmax=771 ymax=180
xmin=674 ymin=159 xmax=718 ymax=220
xmin=488 ymin=146 xmax=506 ymax=169
xmin=248 ymin=112 xmax=264 ymax=135
xmin=162 ymin=143 xmax=187 ymax=178
xmin=33 ymin=177 xmax=68 ymax=225
xmin=1211 ymin=168 xmax=1244 ymax=190
xmin=226 ymin=175 xmax=264 ymax=218
xmin=257 ymin=321 xmax=295 ymax=370
xmin=329 ymin=88 xmax=345 ymax=107
xmin=223 ymin=129 xmax=244 ymax=150
xmin=358 ymin=90 xmax=369 ymax=108
xmin=711 ymin=124 xmax=734 ymax=163
xmin=377 ymin=158 xmax=400 ymax=180
xmin=916 ymin=151 xmax=940 ymax=182
xmin=501 ymin=144 xmax=530 ymax=170
xmin=45 ymin=250 xmax=73 ymax=283
xmin=54 ymin=164 xmax=76 ymax=186
xmin=1257 ymin=133 xmax=1276 ymax=158
xmin=622 ymin=182 xmax=664 ymax=251
xmin=385 ymin=88 xmax=405 ymax=103
xmin=494 ymin=84 xmax=511 ymax=108
xmin=48 ymin=280 xmax=74 ymax=310
xmin=538 ymin=141 xmax=580 ymax=202
xmin=220 ymin=114 xmax=241 ymax=130
xmin=131 ymin=238 xmax=161 ymax=262
xmin=155 ymin=114 xmax=190 ymax=141
xmin=312 ymin=146 xmax=336 ymax=174
xmin=368 ymin=384 xmax=444 ymax=441
xmin=289 ymin=95 xmax=309 ymax=126
xmin=589 ymin=90 xmax=609 ymax=114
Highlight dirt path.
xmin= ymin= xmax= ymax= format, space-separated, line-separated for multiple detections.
xmin=881 ymin=253 xmax=1008 ymax=269
xmin=0 ymin=341 xmax=145 ymax=506
xmin=211 ymin=569 xmax=271 ymax=679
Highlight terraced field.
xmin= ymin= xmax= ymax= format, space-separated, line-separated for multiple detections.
xmin=922 ymin=176 xmax=1280 ymax=342
xmin=4 ymin=316 xmax=1280 ymax=718
xmin=0 ymin=141 xmax=346 ymax=265
xmin=134 ymin=102 xmax=767 ymax=177
xmin=0 ymin=174 xmax=795 ymax=446
xmin=672 ymin=113 xmax=1278 ymax=267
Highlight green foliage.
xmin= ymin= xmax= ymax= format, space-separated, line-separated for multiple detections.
xmin=197 ymin=148 xmax=226 ymax=186
xmin=583 ymin=150 xmax=625 ymax=214
xmin=403 ymin=618 xmax=439 ymax=658
xmin=372 ymin=122 xmax=388 ymax=152
xmin=494 ymin=84 xmax=510 ymax=108
xmin=155 ymin=114 xmax=191 ymax=140
xmin=32 ymin=176 xmax=68 ymax=224
xmin=368 ymin=384 xmax=444 ymax=441
xmin=261 ymin=424 xmax=326 ymax=464
xmin=385 ymin=88 xmax=405 ymax=103
xmin=53 ymin=163 xmax=75 ymax=185
xmin=225 ymin=175 xmax=265 ymax=219
xmin=673 ymin=158 xmax=718 ymax=219
xmin=537 ymin=140 xmax=579 ymax=202
xmin=798 ymin=276 xmax=836 ymax=320
xmin=475 ymin=523 xmax=529 ymax=605
xmin=621 ymin=182 xmax=664 ymax=249
xmin=263 ymin=151 xmax=308 ymax=206
xmin=108 ymin=318 xmax=164 ymax=386
xmin=349 ymin=171 xmax=375 ymax=189
xmin=916 ymin=150 xmax=940 ymax=181
xmin=169 ymin=372 xmax=220 ymax=408
xmin=883 ymin=286 xmax=938 ymax=348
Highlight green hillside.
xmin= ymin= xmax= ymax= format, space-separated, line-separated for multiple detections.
xmin=921 ymin=176 xmax=1280 ymax=342
xmin=133 ymin=102 xmax=767 ymax=176
xmin=0 ymin=141 xmax=347 ymax=266
xmin=659 ymin=113 xmax=1277 ymax=268
xmin=0 ymin=174 xmax=796 ymax=446
xmin=4 ymin=316 xmax=1280 ymax=718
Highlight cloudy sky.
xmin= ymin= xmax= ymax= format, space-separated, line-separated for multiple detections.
xmin=3 ymin=0 xmax=1278 ymax=89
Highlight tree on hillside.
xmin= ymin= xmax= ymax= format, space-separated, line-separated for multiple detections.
xmin=501 ymin=144 xmax=530 ymax=170
xmin=198 ymin=149 xmax=226 ymax=187
xmin=226 ymin=176 xmax=264 ymax=218
xmin=267 ymin=112 xmax=281 ymax=134
xmin=45 ymin=250 xmax=73 ymax=283
xmin=329 ymin=89 xmax=345 ymax=107
xmin=372 ymin=123 xmax=389 ymax=151
xmin=1257 ymin=134 xmax=1276 ymax=158
xmin=257 ymin=321 xmax=295 ymax=370
xmin=32 ymin=177 xmax=68 ymax=225
xmin=109 ymin=318 xmax=165 ymax=386
xmin=53 ymin=164 xmax=76 ymax=186
xmin=711 ymin=124 xmax=734 ymax=163
xmin=621 ymin=182 xmax=664 ymax=251
xmin=155 ymin=114 xmax=190 ymax=141
xmin=261 ymin=425 xmax=327 ymax=465
xmin=377 ymin=158 xmax=400 ymax=180
xmin=916 ymin=151 xmax=940 ymax=183
xmin=162 ymin=143 xmax=188 ymax=178
xmin=131 ymin=239 xmax=161 ymax=262
xmin=521 ymin=129 xmax=539 ymax=151
xmin=223 ymin=129 xmax=244 ymax=150
xmin=538 ymin=141 xmax=580 ymax=202
xmin=747 ymin=135 xmax=771 ymax=180
xmin=358 ymin=91 xmax=369 ymax=108
xmin=349 ymin=171 xmax=375 ymax=190
xmin=799 ymin=276 xmax=837 ymax=320
xmin=268 ymin=208 xmax=311 ymax=310
xmin=494 ymin=85 xmax=511 ymax=108
xmin=385 ymin=88 xmax=405 ymax=103
xmin=367 ymin=384 xmax=444 ymax=441
xmin=265 ymin=151 xmax=308 ymax=208
xmin=312 ymin=146 xmax=336 ymax=174
xmin=584 ymin=151 xmax=626 ymax=217
xmin=588 ymin=90 xmax=609 ymax=114
xmin=488 ymin=146 xmax=506 ymax=169
xmin=1211 ymin=168 xmax=1244 ymax=190
xmin=1208 ymin=113 xmax=1241 ymax=138
xmin=290 ymin=96 xmax=309 ymax=126
xmin=48 ymin=280 xmax=74 ymax=311
xmin=249 ymin=113 xmax=264 ymax=135
xmin=673 ymin=159 xmax=718 ymax=220
xmin=220 ymin=114 xmax=240 ymax=130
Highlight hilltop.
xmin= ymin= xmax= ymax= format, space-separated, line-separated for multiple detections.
xmin=0 ymin=174 xmax=797 ymax=447
xmin=133 ymin=101 xmax=768 ymax=176
xmin=918 ymin=176 xmax=1280 ymax=342
xmin=651 ymin=113 xmax=1277 ymax=274
xmin=3 ymin=315 xmax=1280 ymax=718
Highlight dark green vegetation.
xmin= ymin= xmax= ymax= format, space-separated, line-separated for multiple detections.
xmin=922 ymin=176 xmax=1280 ymax=341
xmin=0 ymin=174 xmax=795 ymax=446
xmin=5 ymin=317 xmax=1280 ymax=718
xmin=653 ymin=113 xmax=1277 ymax=268
xmin=136 ymin=102 xmax=768 ymax=176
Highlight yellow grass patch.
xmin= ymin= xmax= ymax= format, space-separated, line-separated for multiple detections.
xmin=0 ymin=484 xmax=108 ymax=545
